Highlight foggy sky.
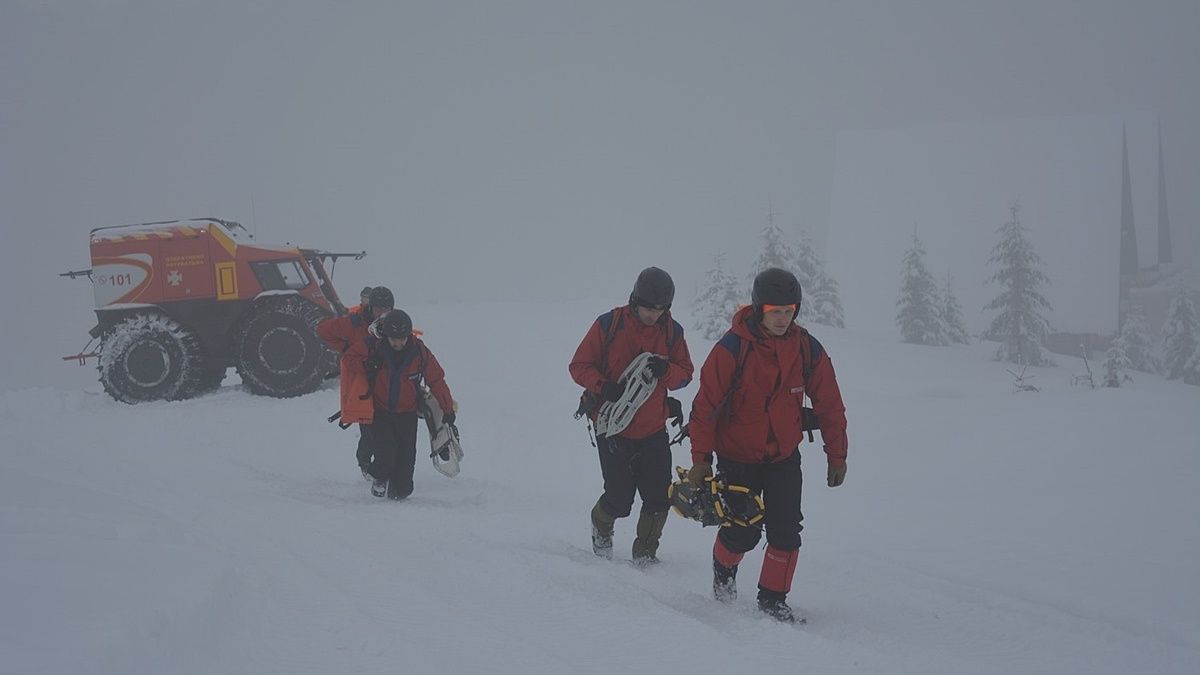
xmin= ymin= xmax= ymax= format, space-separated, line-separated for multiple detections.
xmin=2 ymin=0 xmax=1198 ymax=388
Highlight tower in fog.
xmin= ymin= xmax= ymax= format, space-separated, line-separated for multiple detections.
xmin=1118 ymin=125 xmax=1138 ymax=332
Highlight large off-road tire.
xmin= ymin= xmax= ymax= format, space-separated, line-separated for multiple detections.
xmin=98 ymin=313 xmax=207 ymax=403
xmin=234 ymin=296 xmax=336 ymax=398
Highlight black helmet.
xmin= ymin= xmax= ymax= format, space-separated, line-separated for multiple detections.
xmin=752 ymin=268 xmax=802 ymax=308
xmin=629 ymin=267 xmax=675 ymax=308
xmin=376 ymin=309 xmax=412 ymax=339
xmin=359 ymin=286 xmax=374 ymax=299
xmin=367 ymin=286 xmax=395 ymax=309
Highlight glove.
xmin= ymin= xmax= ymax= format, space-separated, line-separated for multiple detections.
xmin=666 ymin=396 xmax=684 ymax=428
xmin=647 ymin=355 xmax=669 ymax=378
xmin=600 ymin=381 xmax=624 ymax=402
xmin=686 ymin=462 xmax=713 ymax=486
xmin=827 ymin=462 xmax=847 ymax=488
xmin=441 ymin=411 xmax=456 ymax=426
xmin=367 ymin=317 xmax=383 ymax=339
xmin=363 ymin=351 xmax=384 ymax=375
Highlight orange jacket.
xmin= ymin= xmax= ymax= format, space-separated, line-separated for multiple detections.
xmin=319 ymin=311 xmax=376 ymax=423
xmin=569 ymin=306 xmax=693 ymax=439
xmin=344 ymin=335 xmax=454 ymax=417
xmin=316 ymin=310 xmax=372 ymax=354
xmin=689 ymin=306 xmax=847 ymax=467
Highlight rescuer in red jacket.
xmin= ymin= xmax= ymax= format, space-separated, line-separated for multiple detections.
xmin=344 ymin=308 xmax=455 ymax=501
xmin=317 ymin=286 xmax=395 ymax=478
xmin=687 ymin=268 xmax=848 ymax=623
xmin=569 ymin=267 xmax=694 ymax=565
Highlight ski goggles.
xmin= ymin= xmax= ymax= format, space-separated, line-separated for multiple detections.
xmin=762 ymin=304 xmax=797 ymax=314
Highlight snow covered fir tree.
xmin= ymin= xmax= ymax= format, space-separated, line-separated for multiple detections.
xmin=749 ymin=218 xmax=845 ymax=328
xmin=1114 ymin=305 xmax=1160 ymax=374
xmin=1102 ymin=343 xmax=1132 ymax=387
xmin=1161 ymin=291 xmax=1200 ymax=383
xmin=895 ymin=233 xmax=946 ymax=345
xmin=749 ymin=219 xmax=798 ymax=282
xmin=940 ymin=274 xmax=971 ymax=344
xmin=794 ymin=228 xmax=845 ymax=328
xmin=982 ymin=202 xmax=1053 ymax=366
xmin=692 ymin=252 xmax=743 ymax=339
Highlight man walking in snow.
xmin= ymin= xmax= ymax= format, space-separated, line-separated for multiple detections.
xmin=687 ymin=267 xmax=848 ymax=622
xmin=570 ymin=267 xmax=694 ymax=565
xmin=318 ymin=286 xmax=396 ymax=478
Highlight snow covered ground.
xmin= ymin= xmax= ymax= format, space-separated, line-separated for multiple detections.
xmin=2 ymin=299 xmax=1198 ymax=674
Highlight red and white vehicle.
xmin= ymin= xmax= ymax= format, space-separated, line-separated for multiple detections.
xmin=63 ymin=218 xmax=363 ymax=403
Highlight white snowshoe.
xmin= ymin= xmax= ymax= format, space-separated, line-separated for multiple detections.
xmin=594 ymin=352 xmax=662 ymax=438
xmin=417 ymin=385 xmax=464 ymax=478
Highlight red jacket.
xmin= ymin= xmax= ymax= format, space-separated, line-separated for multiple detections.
xmin=345 ymin=335 xmax=454 ymax=417
xmin=689 ymin=306 xmax=847 ymax=467
xmin=569 ymin=306 xmax=694 ymax=440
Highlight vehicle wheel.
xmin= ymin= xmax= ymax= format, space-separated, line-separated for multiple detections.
xmin=234 ymin=296 xmax=335 ymax=398
xmin=98 ymin=313 xmax=207 ymax=403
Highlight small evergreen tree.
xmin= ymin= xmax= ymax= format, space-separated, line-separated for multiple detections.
xmin=1161 ymin=292 xmax=1200 ymax=380
xmin=940 ymin=273 xmax=971 ymax=344
xmin=749 ymin=221 xmax=798 ymax=281
xmin=982 ymin=202 xmax=1053 ymax=366
xmin=791 ymin=228 xmax=845 ymax=328
xmin=1102 ymin=344 xmax=1132 ymax=387
xmin=692 ymin=252 xmax=743 ymax=339
xmin=1184 ymin=345 xmax=1200 ymax=385
xmin=1114 ymin=305 xmax=1159 ymax=374
xmin=896 ymin=233 xmax=947 ymax=345
xmin=808 ymin=271 xmax=846 ymax=328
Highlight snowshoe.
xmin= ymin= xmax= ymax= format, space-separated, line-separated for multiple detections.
xmin=669 ymin=467 xmax=765 ymax=528
xmin=416 ymin=385 xmax=464 ymax=477
xmin=594 ymin=352 xmax=661 ymax=438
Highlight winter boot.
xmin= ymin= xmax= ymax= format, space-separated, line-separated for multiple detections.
xmin=370 ymin=478 xmax=388 ymax=498
xmin=590 ymin=500 xmax=616 ymax=560
xmin=631 ymin=510 xmax=668 ymax=567
xmin=757 ymin=588 xmax=799 ymax=624
xmin=713 ymin=537 xmax=745 ymax=602
xmin=757 ymin=545 xmax=802 ymax=623
xmin=713 ymin=560 xmax=738 ymax=602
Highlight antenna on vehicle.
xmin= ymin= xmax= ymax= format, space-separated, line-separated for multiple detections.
xmin=251 ymin=194 xmax=258 ymax=239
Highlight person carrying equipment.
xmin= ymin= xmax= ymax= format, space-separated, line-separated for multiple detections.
xmin=344 ymin=308 xmax=455 ymax=501
xmin=569 ymin=267 xmax=694 ymax=566
xmin=686 ymin=268 xmax=848 ymax=623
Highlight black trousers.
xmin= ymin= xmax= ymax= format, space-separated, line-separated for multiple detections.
xmin=716 ymin=449 xmax=804 ymax=553
xmin=363 ymin=409 xmax=419 ymax=499
xmin=356 ymin=425 xmax=372 ymax=469
xmin=596 ymin=430 xmax=671 ymax=518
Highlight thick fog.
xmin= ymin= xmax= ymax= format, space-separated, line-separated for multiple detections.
xmin=2 ymin=0 xmax=1197 ymax=390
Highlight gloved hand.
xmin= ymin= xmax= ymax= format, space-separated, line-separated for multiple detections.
xmin=666 ymin=396 xmax=684 ymax=428
xmin=363 ymin=351 xmax=384 ymax=375
xmin=827 ymin=462 xmax=847 ymax=488
xmin=600 ymin=381 xmax=624 ymax=402
xmin=441 ymin=411 xmax=456 ymax=426
xmin=686 ymin=462 xmax=713 ymax=486
xmin=367 ymin=317 xmax=383 ymax=339
xmin=647 ymin=355 xmax=669 ymax=378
